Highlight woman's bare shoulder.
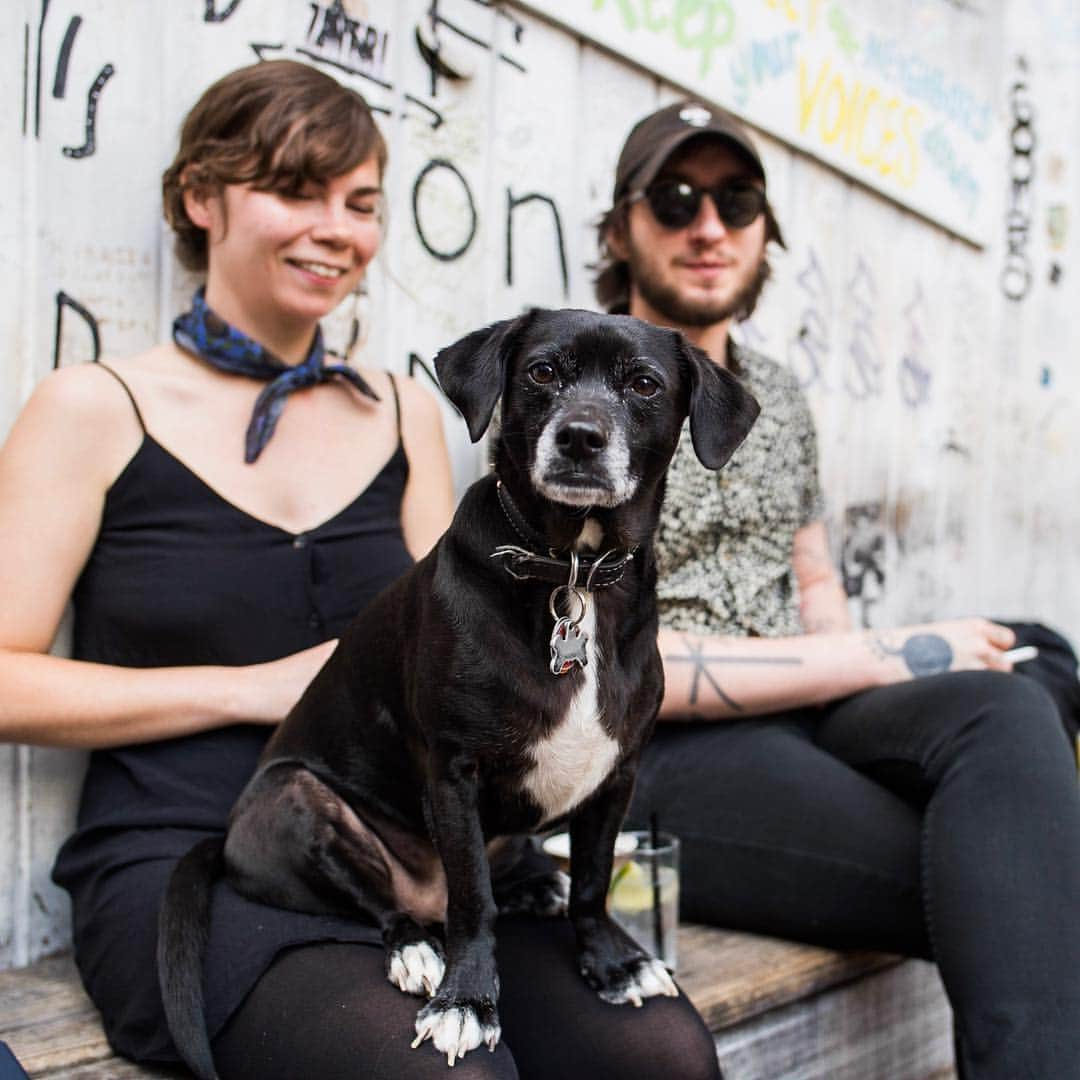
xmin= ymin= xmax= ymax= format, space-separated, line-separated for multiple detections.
xmin=385 ymin=370 xmax=444 ymax=418
xmin=12 ymin=350 xmax=168 ymax=479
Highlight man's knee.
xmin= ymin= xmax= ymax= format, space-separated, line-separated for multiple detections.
xmin=932 ymin=670 xmax=1069 ymax=769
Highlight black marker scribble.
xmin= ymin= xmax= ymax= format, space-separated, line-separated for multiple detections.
xmin=52 ymin=15 xmax=81 ymax=98
xmin=34 ymin=0 xmax=52 ymax=137
xmin=407 ymin=352 xmax=447 ymax=400
xmin=53 ymin=291 xmax=101 ymax=369
xmin=412 ymin=159 xmax=477 ymax=262
xmin=505 ymin=191 xmax=569 ymax=297
xmin=63 ymin=62 xmax=114 ymax=158
xmin=204 ymin=0 xmax=243 ymax=22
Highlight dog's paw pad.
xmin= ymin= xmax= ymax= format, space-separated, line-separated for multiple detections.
xmin=597 ymin=957 xmax=679 ymax=1006
xmin=387 ymin=941 xmax=445 ymax=997
xmin=412 ymin=1000 xmax=501 ymax=1066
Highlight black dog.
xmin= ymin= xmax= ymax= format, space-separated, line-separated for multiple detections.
xmin=158 ymin=308 xmax=758 ymax=1074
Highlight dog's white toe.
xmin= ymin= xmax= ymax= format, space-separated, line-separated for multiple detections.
xmin=547 ymin=870 xmax=571 ymax=915
xmin=412 ymin=1002 xmax=501 ymax=1066
xmin=388 ymin=941 xmax=445 ymax=997
xmin=598 ymin=957 xmax=679 ymax=1005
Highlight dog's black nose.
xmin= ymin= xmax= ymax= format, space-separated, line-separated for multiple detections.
xmin=556 ymin=419 xmax=608 ymax=460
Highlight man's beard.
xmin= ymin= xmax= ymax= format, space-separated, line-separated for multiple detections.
xmin=629 ymin=244 xmax=770 ymax=327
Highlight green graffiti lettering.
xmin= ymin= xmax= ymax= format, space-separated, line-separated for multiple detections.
xmin=642 ymin=0 xmax=671 ymax=33
xmin=593 ymin=0 xmax=640 ymax=31
xmin=672 ymin=0 xmax=736 ymax=78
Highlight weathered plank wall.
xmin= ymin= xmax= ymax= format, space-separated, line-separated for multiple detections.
xmin=1 ymin=0 xmax=1077 ymax=967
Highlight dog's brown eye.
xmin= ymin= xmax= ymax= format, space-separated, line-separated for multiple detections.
xmin=529 ymin=363 xmax=557 ymax=385
xmin=629 ymin=375 xmax=660 ymax=398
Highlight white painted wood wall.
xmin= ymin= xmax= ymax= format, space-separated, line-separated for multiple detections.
xmin=2 ymin=0 xmax=1078 ymax=968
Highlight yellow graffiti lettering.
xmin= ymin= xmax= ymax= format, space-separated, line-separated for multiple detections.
xmin=798 ymin=55 xmax=829 ymax=134
xmin=821 ymin=74 xmax=848 ymax=145
xmin=898 ymin=105 xmax=920 ymax=187
xmin=798 ymin=56 xmax=921 ymax=189
xmin=764 ymin=0 xmax=826 ymax=30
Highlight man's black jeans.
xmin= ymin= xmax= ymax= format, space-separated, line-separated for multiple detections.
xmin=631 ymin=655 xmax=1080 ymax=1079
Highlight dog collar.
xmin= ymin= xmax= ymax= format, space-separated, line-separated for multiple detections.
xmin=491 ymin=481 xmax=635 ymax=590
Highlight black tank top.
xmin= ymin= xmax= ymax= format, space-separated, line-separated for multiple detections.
xmin=62 ymin=365 xmax=415 ymax=839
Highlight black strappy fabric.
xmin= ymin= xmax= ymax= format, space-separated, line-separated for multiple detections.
xmin=52 ymin=364 xmax=413 ymax=1062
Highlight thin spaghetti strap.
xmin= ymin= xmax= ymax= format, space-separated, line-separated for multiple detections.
xmin=386 ymin=372 xmax=402 ymax=443
xmin=96 ymin=363 xmax=148 ymax=434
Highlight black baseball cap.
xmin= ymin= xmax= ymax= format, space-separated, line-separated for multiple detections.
xmin=613 ymin=100 xmax=766 ymax=202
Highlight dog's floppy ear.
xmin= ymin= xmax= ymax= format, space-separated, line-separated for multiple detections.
xmin=434 ymin=311 xmax=536 ymax=443
xmin=679 ymin=337 xmax=761 ymax=470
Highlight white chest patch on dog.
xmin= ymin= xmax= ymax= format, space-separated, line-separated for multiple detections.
xmin=523 ymin=605 xmax=619 ymax=824
xmin=575 ymin=518 xmax=603 ymax=551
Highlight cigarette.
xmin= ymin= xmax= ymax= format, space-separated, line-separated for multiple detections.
xmin=1003 ymin=645 xmax=1039 ymax=664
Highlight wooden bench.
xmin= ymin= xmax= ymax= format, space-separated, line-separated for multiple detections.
xmin=0 ymin=927 xmax=955 ymax=1079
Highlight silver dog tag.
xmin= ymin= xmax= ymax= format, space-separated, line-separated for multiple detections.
xmin=550 ymin=616 xmax=589 ymax=676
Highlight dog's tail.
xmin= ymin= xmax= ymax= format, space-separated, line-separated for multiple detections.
xmin=157 ymin=835 xmax=225 ymax=1080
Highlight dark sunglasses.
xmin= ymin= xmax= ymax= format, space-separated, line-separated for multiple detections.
xmin=631 ymin=179 xmax=767 ymax=231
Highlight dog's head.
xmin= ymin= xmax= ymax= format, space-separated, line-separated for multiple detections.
xmin=435 ymin=308 xmax=759 ymax=512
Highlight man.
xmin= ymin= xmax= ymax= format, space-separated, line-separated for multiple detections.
xmin=601 ymin=100 xmax=1080 ymax=1079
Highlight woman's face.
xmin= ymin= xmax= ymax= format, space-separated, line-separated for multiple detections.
xmin=192 ymin=154 xmax=383 ymax=336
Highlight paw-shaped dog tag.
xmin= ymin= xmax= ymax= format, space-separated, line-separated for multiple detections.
xmin=550 ymin=616 xmax=589 ymax=675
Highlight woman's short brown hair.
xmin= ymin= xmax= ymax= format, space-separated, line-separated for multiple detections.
xmin=162 ymin=60 xmax=387 ymax=272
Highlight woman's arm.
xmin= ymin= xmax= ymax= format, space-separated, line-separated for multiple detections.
xmin=397 ymin=377 xmax=455 ymax=559
xmin=0 ymin=366 xmax=331 ymax=749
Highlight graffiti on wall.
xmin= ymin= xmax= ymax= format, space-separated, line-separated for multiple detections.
xmin=841 ymin=501 xmax=887 ymax=628
xmin=517 ymin=0 xmax=995 ymax=242
xmin=1002 ymin=56 xmax=1035 ymax=302
xmin=22 ymin=2 xmax=117 ymax=158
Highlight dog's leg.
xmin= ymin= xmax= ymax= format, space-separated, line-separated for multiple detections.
xmin=568 ymin=763 xmax=679 ymax=1006
xmin=412 ymin=749 xmax=502 ymax=1066
xmin=227 ymin=764 xmax=448 ymax=999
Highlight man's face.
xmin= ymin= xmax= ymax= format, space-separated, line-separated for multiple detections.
xmin=613 ymin=139 xmax=768 ymax=330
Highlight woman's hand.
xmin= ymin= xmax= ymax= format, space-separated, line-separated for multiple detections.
xmin=239 ymin=639 xmax=339 ymax=724
xmin=869 ymin=618 xmax=1017 ymax=684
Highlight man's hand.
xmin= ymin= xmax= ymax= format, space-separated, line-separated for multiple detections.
xmin=869 ymin=618 xmax=1018 ymax=682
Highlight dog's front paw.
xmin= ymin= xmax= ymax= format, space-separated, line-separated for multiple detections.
xmin=496 ymin=870 xmax=570 ymax=917
xmin=387 ymin=939 xmax=446 ymax=998
xmin=578 ymin=919 xmax=679 ymax=1007
xmin=411 ymin=995 xmax=501 ymax=1066
xmin=592 ymin=954 xmax=678 ymax=1006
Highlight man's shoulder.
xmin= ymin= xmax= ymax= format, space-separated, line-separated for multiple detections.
xmin=733 ymin=342 xmax=806 ymax=402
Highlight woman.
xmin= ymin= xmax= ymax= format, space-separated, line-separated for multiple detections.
xmin=0 ymin=63 xmax=719 ymax=1079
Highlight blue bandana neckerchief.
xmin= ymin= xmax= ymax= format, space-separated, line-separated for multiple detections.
xmin=172 ymin=288 xmax=380 ymax=464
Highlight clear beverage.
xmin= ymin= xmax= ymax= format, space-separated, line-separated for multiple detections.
xmin=606 ymin=832 xmax=680 ymax=971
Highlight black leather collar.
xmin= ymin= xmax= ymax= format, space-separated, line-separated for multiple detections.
xmin=491 ymin=481 xmax=635 ymax=590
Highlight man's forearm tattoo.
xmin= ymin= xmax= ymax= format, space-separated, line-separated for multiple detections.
xmin=664 ymin=636 xmax=804 ymax=713
xmin=872 ymin=632 xmax=953 ymax=676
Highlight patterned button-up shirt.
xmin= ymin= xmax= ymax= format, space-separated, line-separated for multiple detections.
xmin=656 ymin=344 xmax=824 ymax=638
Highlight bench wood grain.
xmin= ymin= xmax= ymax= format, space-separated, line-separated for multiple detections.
xmin=0 ymin=926 xmax=953 ymax=1079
